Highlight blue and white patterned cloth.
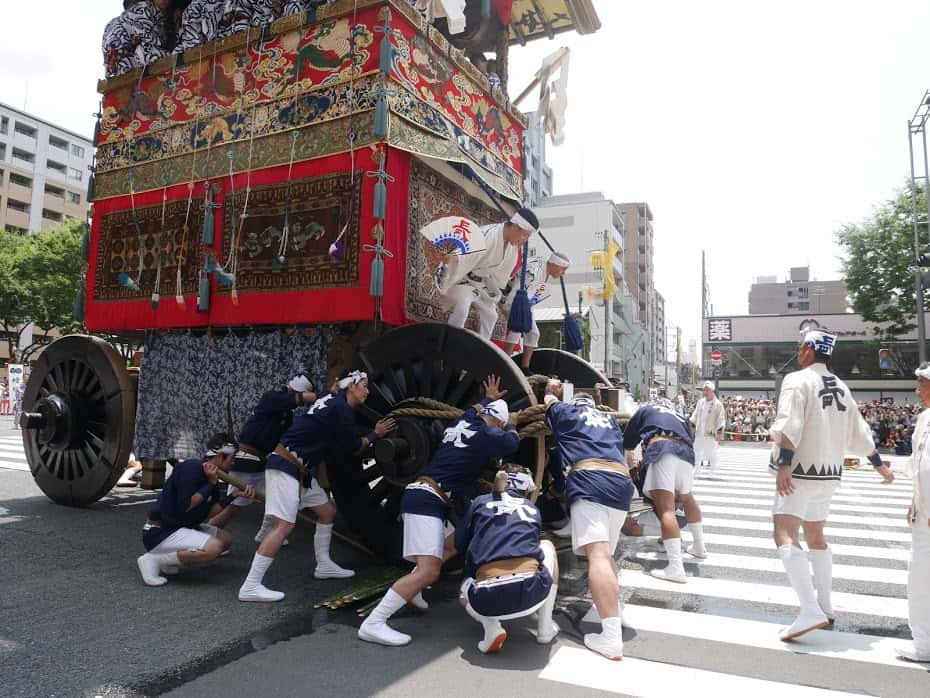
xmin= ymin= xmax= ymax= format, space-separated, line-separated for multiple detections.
xmin=134 ymin=329 xmax=332 ymax=460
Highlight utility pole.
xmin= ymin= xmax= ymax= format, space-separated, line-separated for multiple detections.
xmin=908 ymin=90 xmax=930 ymax=362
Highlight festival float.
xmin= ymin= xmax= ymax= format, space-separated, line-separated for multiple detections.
xmin=19 ymin=0 xmax=607 ymax=556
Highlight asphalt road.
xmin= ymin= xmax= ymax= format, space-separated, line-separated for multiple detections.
xmin=2 ymin=420 xmax=929 ymax=697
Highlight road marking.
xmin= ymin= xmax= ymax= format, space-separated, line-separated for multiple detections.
xmin=694 ymin=481 xmax=914 ymax=502
xmin=699 ymin=504 xmax=909 ymax=529
xmin=696 ymin=493 xmax=905 ymax=515
xmin=675 ymin=531 xmax=910 ymax=562
xmin=629 ymin=549 xmax=907 ymax=585
xmin=621 ymin=569 xmax=909 ymax=619
xmin=698 ymin=473 xmax=914 ymax=494
xmin=539 ymin=647 xmax=869 ymax=697
xmin=617 ymin=605 xmax=925 ymax=671
xmin=700 ymin=516 xmax=913 ymax=542
xmin=0 ymin=459 xmax=29 ymax=472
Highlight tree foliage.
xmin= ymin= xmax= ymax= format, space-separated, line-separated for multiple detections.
xmin=0 ymin=219 xmax=85 ymax=361
xmin=836 ymin=181 xmax=929 ymax=339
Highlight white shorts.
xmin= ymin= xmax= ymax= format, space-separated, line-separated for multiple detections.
xmin=264 ymin=468 xmax=329 ymax=524
xmin=150 ymin=524 xmax=219 ymax=554
xmin=644 ymin=453 xmax=694 ymax=496
xmin=571 ymin=499 xmax=626 ymax=556
xmin=772 ymin=478 xmax=839 ymax=522
xmin=227 ymin=470 xmax=265 ymax=507
xmin=402 ymin=513 xmax=455 ymax=562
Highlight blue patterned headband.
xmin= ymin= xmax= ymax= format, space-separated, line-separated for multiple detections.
xmin=802 ymin=330 xmax=836 ymax=356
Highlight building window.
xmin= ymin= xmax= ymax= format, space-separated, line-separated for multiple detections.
xmin=67 ymin=191 xmax=81 ymax=205
xmin=0 ymin=116 xmax=8 ymax=135
xmin=787 ymin=289 xmax=794 ymax=297
xmin=10 ymin=173 xmax=32 ymax=188
xmin=71 ymin=144 xmax=85 ymax=158
xmin=69 ymin=167 xmax=83 ymax=181
xmin=798 ymin=301 xmax=810 ymax=310
xmin=46 ymin=159 xmax=66 ymax=174
xmin=42 ymin=209 xmax=63 ymax=222
xmin=14 ymin=122 xmax=37 ymax=139
xmin=12 ymin=147 xmax=35 ymax=164
xmin=45 ymin=183 xmax=64 ymax=197
xmin=787 ymin=302 xmax=795 ymax=309
xmin=0 ymin=144 xmax=5 ymax=160
xmin=5 ymin=225 xmax=27 ymax=234
xmin=7 ymin=199 xmax=29 ymax=213
xmin=48 ymin=135 xmax=68 ymax=151
xmin=798 ymin=287 xmax=809 ymax=298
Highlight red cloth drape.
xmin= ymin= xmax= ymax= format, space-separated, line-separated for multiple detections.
xmin=493 ymin=0 xmax=515 ymax=25
xmin=85 ymin=150 xmax=411 ymax=332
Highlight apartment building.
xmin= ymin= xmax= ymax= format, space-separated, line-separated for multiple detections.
xmin=748 ymin=266 xmax=847 ymax=315
xmin=0 ymin=102 xmax=93 ymax=233
xmin=618 ymin=202 xmax=657 ymax=375
xmin=523 ymin=111 xmax=554 ymax=207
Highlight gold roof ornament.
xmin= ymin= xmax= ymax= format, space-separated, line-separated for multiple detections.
xmin=507 ymin=0 xmax=601 ymax=45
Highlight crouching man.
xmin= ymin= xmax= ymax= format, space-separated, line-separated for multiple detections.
xmin=456 ymin=466 xmax=560 ymax=654
xmin=137 ymin=434 xmax=248 ymax=586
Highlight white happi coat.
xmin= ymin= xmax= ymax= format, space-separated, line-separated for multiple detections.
xmin=437 ymin=223 xmax=519 ymax=307
xmin=907 ymin=407 xmax=930 ymax=654
xmin=768 ymin=363 xmax=874 ymax=480
xmin=689 ymin=397 xmax=725 ymax=438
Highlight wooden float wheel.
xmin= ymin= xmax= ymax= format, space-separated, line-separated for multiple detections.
xmin=19 ymin=335 xmax=136 ymax=507
xmin=328 ymin=324 xmax=542 ymax=559
xmin=517 ymin=347 xmax=613 ymax=390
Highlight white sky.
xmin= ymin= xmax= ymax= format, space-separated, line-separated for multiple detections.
xmin=2 ymin=1 xmax=928 ymax=352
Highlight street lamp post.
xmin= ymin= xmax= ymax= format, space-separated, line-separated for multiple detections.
xmin=908 ymin=90 xmax=930 ymax=363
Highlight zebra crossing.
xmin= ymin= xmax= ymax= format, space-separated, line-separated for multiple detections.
xmin=0 ymin=422 xmax=29 ymax=472
xmin=543 ymin=444 xmax=927 ymax=697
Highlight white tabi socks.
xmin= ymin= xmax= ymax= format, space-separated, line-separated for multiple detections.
xmin=137 ymin=552 xmax=180 ymax=586
xmin=463 ymin=601 xmax=507 ymax=654
xmin=238 ymin=553 xmax=285 ymax=602
xmin=313 ymin=522 xmax=355 ymax=579
xmin=650 ymin=537 xmax=687 ymax=583
xmin=778 ymin=544 xmax=829 ymax=640
xmin=687 ymin=522 xmax=707 ymax=558
xmin=358 ymin=589 xmax=412 ymax=646
xmin=584 ymin=616 xmax=623 ymax=661
xmin=536 ymin=584 xmax=560 ymax=644
xmin=809 ymin=548 xmax=835 ymax=622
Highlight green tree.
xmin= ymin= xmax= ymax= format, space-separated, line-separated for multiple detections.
xmin=17 ymin=218 xmax=85 ymax=341
xmin=0 ymin=229 xmax=30 ymax=361
xmin=836 ymin=181 xmax=929 ymax=362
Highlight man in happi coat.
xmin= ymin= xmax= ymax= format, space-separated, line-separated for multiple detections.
xmin=432 ymin=208 xmax=538 ymax=341
xmin=769 ymin=329 xmax=893 ymax=641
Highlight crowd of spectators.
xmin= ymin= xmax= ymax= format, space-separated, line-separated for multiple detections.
xmin=678 ymin=394 xmax=921 ymax=454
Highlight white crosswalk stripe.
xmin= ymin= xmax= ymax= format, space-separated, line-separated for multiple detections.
xmin=0 ymin=432 xmax=30 ymax=472
xmin=546 ymin=444 xmax=923 ymax=695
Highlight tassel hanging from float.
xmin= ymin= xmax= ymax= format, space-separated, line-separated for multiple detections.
xmin=507 ymin=241 xmax=533 ymax=334
xmin=80 ymin=223 xmax=90 ymax=261
xmin=377 ymin=14 xmax=394 ymax=72
xmin=363 ymin=239 xmax=395 ymax=298
xmin=560 ymin=277 xmax=583 ymax=352
xmin=87 ymin=171 xmax=95 ymax=203
xmin=197 ymin=272 xmax=210 ymax=312
xmin=73 ymin=282 xmax=86 ymax=321
xmin=373 ymin=180 xmax=387 ymax=220
xmin=201 ymin=181 xmax=219 ymax=245
xmin=150 ymin=292 xmax=160 ymax=310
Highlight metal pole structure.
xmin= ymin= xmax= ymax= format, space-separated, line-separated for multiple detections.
xmin=910 ymin=118 xmax=928 ymax=363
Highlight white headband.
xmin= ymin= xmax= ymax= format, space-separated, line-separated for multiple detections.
xmin=480 ymin=399 xmax=510 ymax=423
xmin=572 ymin=394 xmax=596 ymax=408
xmin=802 ymin=330 xmax=837 ymax=356
xmin=288 ymin=375 xmax=312 ymax=393
xmin=206 ymin=442 xmax=236 ymax=457
xmin=338 ymin=370 xmax=368 ymax=390
xmin=702 ymin=381 xmax=715 ymax=391
xmin=916 ymin=365 xmax=930 ymax=380
xmin=547 ymin=251 xmax=570 ymax=268
xmin=505 ymin=469 xmax=536 ymax=495
xmin=510 ymin=213 xmax=536 ymax=232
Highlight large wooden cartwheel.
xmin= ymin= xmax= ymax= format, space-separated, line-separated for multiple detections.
xmin=517 ymin=347 xmax=613 ymax=390
xmin=19 ymin=336 xmax=136 ymax=506
xmin=327 ymin=324 xmax=542 ymax=559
